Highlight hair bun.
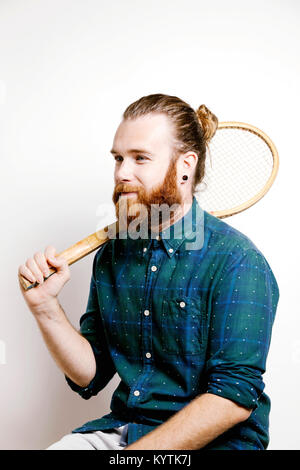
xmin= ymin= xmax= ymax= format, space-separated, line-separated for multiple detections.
xmin=196 ymin=104 xmax=218 ymax=143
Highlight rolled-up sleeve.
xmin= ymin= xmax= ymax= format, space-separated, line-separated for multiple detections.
xmin=205 ymin=248 xmax=279 ymax=410
xmin=65 ymin=247 xmax=117 ymax=399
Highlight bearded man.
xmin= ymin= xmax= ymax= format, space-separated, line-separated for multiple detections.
xmin=18 ymin=94 xmax=279 ymax=450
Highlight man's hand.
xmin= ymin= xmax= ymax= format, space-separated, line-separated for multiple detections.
xmin=18 ymin=245 xmax=70 ymax=315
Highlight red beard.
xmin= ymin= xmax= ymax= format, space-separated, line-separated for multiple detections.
xmin=112 ymin=157 xmax=183 ymax=234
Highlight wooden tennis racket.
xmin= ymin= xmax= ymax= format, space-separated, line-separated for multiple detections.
xmin=19 ymin=121 xmax=279 ymax=291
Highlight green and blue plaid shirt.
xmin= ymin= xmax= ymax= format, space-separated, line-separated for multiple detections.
xmin=65 ymin=196 xmax=279 ymax=450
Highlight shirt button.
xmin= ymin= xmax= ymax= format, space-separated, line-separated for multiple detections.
xmin=144 ymin=310 xmax=150 ymax=316
xmin=151 ymin=265 xmax=157 ymax=272
xmin=143 ymin=247 xmax=147 ymax=252
xmin=145 ymin=352 xmax=151 ymax=358
xmin=133 ymin=390 xmax=140 ymax=396
xmin=168 ymin=248 xmax=174 ymax=253
xmin=179 ymin=301 xmax=186 ymax=308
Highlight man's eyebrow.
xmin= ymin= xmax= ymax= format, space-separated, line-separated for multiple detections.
xmin=110 ymin=148 xmax=153 ymax=156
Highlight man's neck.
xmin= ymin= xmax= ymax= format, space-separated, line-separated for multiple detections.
xmin=151 ymin=195 xmax=193 ymax=234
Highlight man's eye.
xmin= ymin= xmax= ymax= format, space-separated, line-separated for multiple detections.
xmin=113 ymin=155 xmax=146 ymax=162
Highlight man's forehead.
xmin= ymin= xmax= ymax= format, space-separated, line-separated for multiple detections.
xmin=112 ymin=113 xmax=174 ymax=153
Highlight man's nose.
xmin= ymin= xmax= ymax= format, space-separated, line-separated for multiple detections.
xmin=115 ymin=159 xmax=134 ymax=182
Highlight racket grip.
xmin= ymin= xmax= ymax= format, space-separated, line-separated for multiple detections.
xmin=19 ymin=221 xmax=118 ymax=291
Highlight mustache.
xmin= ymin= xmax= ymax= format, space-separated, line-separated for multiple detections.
xmin=113 ymin=183 xmax=143 ymax=203
xmin=115 ymin=183 xmax=141 ymax=192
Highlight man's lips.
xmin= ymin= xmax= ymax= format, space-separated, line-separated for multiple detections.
xmin=119 ymin=191 xmax=137 ymax=197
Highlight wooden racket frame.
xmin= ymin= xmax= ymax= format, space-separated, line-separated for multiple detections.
xmin=18 ymin=121 xmax=279 ymax=291
xmin=209 ymin=121 xmax=279 ymax=219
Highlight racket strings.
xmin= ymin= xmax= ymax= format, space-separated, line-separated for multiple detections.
xmin=196 ymin=128 xmax=274 ymax=212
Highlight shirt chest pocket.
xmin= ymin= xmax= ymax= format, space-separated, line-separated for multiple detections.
xmin=160 ymin=295 xmax=205 ymax=355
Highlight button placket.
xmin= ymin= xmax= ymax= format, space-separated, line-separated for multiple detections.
xmin=142 ymin=242 xmax=163 ymax=367
xmin=129 ymin=240 xmax=163 ymax=406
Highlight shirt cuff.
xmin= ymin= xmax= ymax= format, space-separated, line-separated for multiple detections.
xmin=64 ymin=374 xmax=97 ymax=400
xmin=206 ymin=371 xmax=263 ymax=410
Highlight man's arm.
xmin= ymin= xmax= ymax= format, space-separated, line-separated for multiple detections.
xmin=125 ymin=393 xmax=251 ymax=450
xmin=34 ymin=297 xmax=96 ymax=388
xmin=18 ymin=246 xmax=97 ymax=388
xmin=19 ymin=244 xmax=115 ymax=394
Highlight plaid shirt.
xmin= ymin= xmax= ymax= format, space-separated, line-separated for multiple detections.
xmin=65 ymin=196 xmax=279 ymax=450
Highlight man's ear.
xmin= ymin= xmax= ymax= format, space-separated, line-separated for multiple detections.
xmin=179 ymin=151 xmax=198 ymax=174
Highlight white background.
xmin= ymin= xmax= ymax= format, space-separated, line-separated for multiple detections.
xmin=0 ymin=0 xmax=299 ymax=450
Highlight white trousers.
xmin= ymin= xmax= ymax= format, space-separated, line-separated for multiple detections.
xmin=46 ymin=424 xmax=128 ymax=450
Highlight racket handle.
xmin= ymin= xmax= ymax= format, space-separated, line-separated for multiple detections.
xmin=19 ymin=221 xmax=118 ymax=291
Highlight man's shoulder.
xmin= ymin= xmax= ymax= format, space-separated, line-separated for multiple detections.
xmin=203 ymin=210 xmax=262 ymax=256
xmin=203 ymin=212 xmax=280 ymax=301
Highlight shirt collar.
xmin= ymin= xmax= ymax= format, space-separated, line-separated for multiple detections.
xmin=142 ymin=196 xmax=204 ymax=258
